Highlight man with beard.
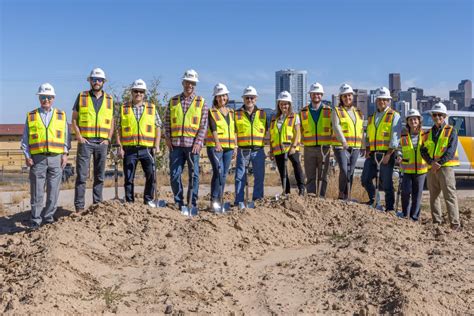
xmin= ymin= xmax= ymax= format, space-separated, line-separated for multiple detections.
xmin=71 ymin=68 xmax=114 ymax=213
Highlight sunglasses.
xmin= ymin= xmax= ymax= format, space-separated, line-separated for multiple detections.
xmin=245 ymin=96 xmax=256 ymax=100
xmin=431 ymin=113 xmax=444 ymax=118
xmin=132 ymin=90 xmax=145 ymax=94
xmin=91 ymin=78 xmax=104 ymax=83
xmin=40 ymin=96 xmax=54 ymax=101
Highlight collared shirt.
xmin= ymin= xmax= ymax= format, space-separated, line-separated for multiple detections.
xmin=420 ymin=122 xmax=458 ymax=165
xmin=163 ymin=93 xmax=208 ymax=148
xmin=116 ymin=102 xmax=163 ymax=129
xmin=72 ymin=90 xmax=107 ymax=141
xmin=21 ymin=107 xmax=70 ymax=159
xmin=309 ymin=102 xmax=323 ymax=127
xmin=365 ymin=106 xmax=401 ymax=150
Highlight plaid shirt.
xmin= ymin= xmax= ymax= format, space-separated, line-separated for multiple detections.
xmin=164 ymin=93 xmax=208 ymax=149
xmin=117 ymin=102 xmax=162 ymax=130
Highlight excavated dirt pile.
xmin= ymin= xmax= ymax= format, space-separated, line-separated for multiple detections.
xmin=1 ymin=195 xmax=473 ymax=314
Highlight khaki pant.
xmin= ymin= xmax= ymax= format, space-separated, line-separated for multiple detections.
xmin=427 ymin=166 xmax=460 ymax=225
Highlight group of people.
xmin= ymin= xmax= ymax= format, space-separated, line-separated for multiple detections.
xmin=21 ymin=68 xmax=461 ymax=231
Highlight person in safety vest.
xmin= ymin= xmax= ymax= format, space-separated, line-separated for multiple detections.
xmin=300 ymin=82 xmax=332 ymax=197
xmin=396 ymin=109 xmax=428 ymax=221
xmin=420 ymin=102 xmax=461 ymax=231
xmin=163 ymin=69 xmax=208 ymax=209
xmin=361 ymin=86 xmax=401 ymax=211
xmin=20 ymin=83 xmax=69 ymax=230
xmin=234 ymin=86 xmax=268 ymax=205
xmin=332 ymin=84 xmax=364 ymax=200
xmin=206 ymin=83 xmax=237 ymax=208
xmin=116 ymin=79 xmax=162 ymax=205
xmin=71 ymin=68 xmax=114 ymax=213
xmin=269 ymin=91 xmax=305 ymax=195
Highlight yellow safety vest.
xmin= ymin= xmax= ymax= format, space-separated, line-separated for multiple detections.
xmin=27 ymin=108 xmax=66 ymax=155
xmin=77 ymin=91 xmax=113 ymax=139
xmin=424 ymin=124 xmax=460 ymax=167
xmin=169 ymin=95 xmax=204 ymax=138
xmin=367 ymin=108 xmax=396 ymax=151
xmin=299 ymin=105 xmax=332 ymax=146
xmin=400 ymin=131 xmax=428 ymax=174
xmin=120 ymin=102 xmax=156 ymax=147
xmin=206 ymin=108 xmax=236 ymax=149
xmin=332 ymin=106 xmax=364 ymax=148
xmin=270 ymin=113 xmax=300 ymax=155
xmin=235 ymin=108 xmax=267 ymax=147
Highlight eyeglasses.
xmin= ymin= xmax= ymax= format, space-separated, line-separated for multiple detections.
xmin=245 ymin=96 xmax=255 ymax=100
xmin=431 ymin=113 xmax=444 ymax=118
xmin=132 ymin=90 xmax=145 ymax=94
xmin=40 ymin=96 xmax=54 ymax=101
xmin=91 ymin=78 xmax=104 ymax=83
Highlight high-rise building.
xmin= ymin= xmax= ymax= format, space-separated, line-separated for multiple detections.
xmin=449 ymin=79 xmax=472 ymax=110
xmin=353 ymin=89 xmax=368 ymax=118
xmin=408 ymin=87 xmax=424 ymax=100
xmin=389 ymin=73 xmax=401 ymax=101
xmin=418 ymin=96 xmax=441 ymax=113
xmin=399 ymin=90 xmax=418 ymax=110
xmin=227 ymin=100 xmax=244 ymax=110
xmin=394 ymin=101 xmax=410 ymax=120
xmin=368 ymin=89 xmax=378 ymax=116
xmin=275 ymin=69 xmax=307 ymax=111
xmin=331 ymin=94 xmax=339 ymax=108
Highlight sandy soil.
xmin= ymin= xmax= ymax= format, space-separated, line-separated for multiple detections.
xmin=1 ymin=193 xmax=473 ymax=315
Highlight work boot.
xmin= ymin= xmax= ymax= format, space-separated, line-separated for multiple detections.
xmin=451 ymin=224 xmax=462 ymax=232
xmin=28 ymin=222 xmax=41 ymax=231
xmin=298 ymin=187 xmax=305 ymax=196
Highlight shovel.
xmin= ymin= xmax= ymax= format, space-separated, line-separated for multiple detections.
xmin=394 ymin=167 xmax=403 ymax=214
xmin=148 ymin=148 xmax=167 ymax=208
xmin=110 ymin=144 xmax=123 ymax=202
xmin=373 ymin=152 xmax=384 ymax=210
xmin=181 ymin=152 xmax=199 ymax=217
xmin=239 ymin=149 xmax=255 ymax=210
xmin=275 ymin=152 xmax=289 ymax=201
xmin=344 ymin=147 xmax=354 ymax=201
xmin=316 ymin=145 xmax=331 ymax=198
xmin=211 ymin=150 xmax=230 ymax=214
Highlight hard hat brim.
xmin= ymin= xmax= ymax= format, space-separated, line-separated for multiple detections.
xmin=36 ymin=92 xmax=56 ymax=96
xmin=375 ymin=96 xmax=392 ymax=100
xmin=308 ymin=91 xmax=324 ymax=94
xmin=213 ymin=91 xmax=229 ymax=96
xmin=182 ymin=78 xmax=199 ymax=83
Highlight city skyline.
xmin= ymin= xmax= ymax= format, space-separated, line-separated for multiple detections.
xmin=0 ymin=0 xmax=472 ymax=122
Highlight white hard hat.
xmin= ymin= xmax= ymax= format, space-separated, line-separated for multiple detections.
xmin=308 ymin=82 xmax=324 ymax=94
xmin=277 ymin=91 xmax=292 ymax=103
xmin=406 ymin=109 xmax=421 ymax=119
xmin=339 ymin=83 xmax=354 ymax=95
xmin=213 ymin=83 xmax=230 ymax=96
xmin=182 ymin=69 xmax=199 ymax=83
xmin=36 ymin=83 xmax=56 ymax=96
xmin=431 ymin=102 xmax=447 ymax=115
xmin=375 ymin=86 xmax=392 ymax=99
xmin=242 ymin=85 xmax=258 ymax=97
xmin=131 ymin=79 xmax=147 ymax=91
xmin=87 ymin=68 xmax=107 ymax=81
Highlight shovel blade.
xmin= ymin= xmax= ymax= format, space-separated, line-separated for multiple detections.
xmin=222 ymin=202 xmax=231 ymax=212
xmin=180 ymin=205 xmax=190 ymax=216
xmin=212 ymin=201 xmax=222 ymax=214
xmin=246 ymin=201 xmax=255 ymax=209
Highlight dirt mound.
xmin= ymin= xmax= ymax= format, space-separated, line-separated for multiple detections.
xmin=1 ymin=195 xmax=473 ymax=314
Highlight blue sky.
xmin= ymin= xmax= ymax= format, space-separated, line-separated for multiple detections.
xmin=0 ymin=0 xmax=472 ymax=123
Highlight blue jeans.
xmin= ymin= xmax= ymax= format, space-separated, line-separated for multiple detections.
xmin=169 ymin=146 xmax=200 ymax=207
xmin=123 ymin=147 xmax=155 ymax=203
xmin=401 ymin=173 xmax=426 ymax=221
xmin=333 ymin=148 xmax=360 ymax=199
xmin=234 ymin=147 xmax=266 ymax=204
xmin=207 ymin=147 xmax=234 ymax=201
xmin=361 ymin=152 xmax=395 ymax=210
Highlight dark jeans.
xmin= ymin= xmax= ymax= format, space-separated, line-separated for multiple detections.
xmin=123 ymin=147 xmax=155 ymax=203
xmin=361 ymin=152 xmax=395 ymax=210
xmin=401 ymin=173 xmax=427 ymax=221
xmin=207 ymin=147 xmax=233 ymax=201
xmin=334 ymin=148 xmax=360 ymax=199
xmin=74 ymin=141 xmax=108 ymax=209
xmin=169 ymin=146 xmax=200 ymax=207
xmin=274 ymin=152 xmax=305 ymax=194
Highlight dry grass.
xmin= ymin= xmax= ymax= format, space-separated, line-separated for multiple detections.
xmin=0 ymin=197 xmax=6 ymax=216
xmin=11 ymin=192 xmax=29 ymax=204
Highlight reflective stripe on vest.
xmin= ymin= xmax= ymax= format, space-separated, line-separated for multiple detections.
xmin=235 ymin=109 xmax=266 ymax=147
xmin=300 ymin=105 xmax=332 ymax=146
xmin=332 ymin=106 xmax=364 ymax=148
xmin=27 ymin=108 xmax=66 ymax=155
xmin=424 ymin=125 xmax=460 ymax=167
xmin=206 ymin=108 xmax=236 ymax=149
xmin=400 ymin=132 xmax=428 ymax=174
xmin=367 ymin=108 xmax=395 ymax=151
xmin=270 ymin=113 xmax=299 ymax=155
xmin=77 ymin=91 xmax=113 ymax=138
xmin=120 ymin=102 xmax=156 ymax=147
xmin=169 ymin=95 xmax=204 ymax=138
